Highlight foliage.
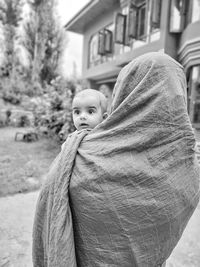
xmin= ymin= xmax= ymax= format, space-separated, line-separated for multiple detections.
xmin=39 ymin=0 xmax=67 ymax=85
xmin=20 ymin=15 xmax=37 ymax=66
xmin=22 ymin=0 xmax=67 ymax=85
xmin=0 ymin=0 xmax=24 ymax=78
xmin=0 ymin=0 xmax=68 ymax=102
xmin=0 ymin=63 xmax=42 ymax=104
xmin=2 ymin=90 xmax=21 ymax=105
xmin=0 ymin=0 xmax=78 ymax=142
xmin=0 ymin=0 xmax=23 ymax=26
xmin=0 ymin=77 xmax=21 ymax=104
xmin=32 ymin=77 xmax=79 ymax=142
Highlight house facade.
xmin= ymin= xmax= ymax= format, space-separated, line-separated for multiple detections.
xmin=65 ymin=0 xmax=200 ymax=127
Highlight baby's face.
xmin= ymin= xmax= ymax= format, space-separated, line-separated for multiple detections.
xmin=72 ymin=94 xmax=104 ymax=130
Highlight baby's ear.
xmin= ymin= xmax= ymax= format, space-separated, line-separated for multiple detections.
xmin=103 ymin=112 xmax=108 ymax=119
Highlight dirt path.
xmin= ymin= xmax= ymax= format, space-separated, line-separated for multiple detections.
xmin=0 ymin=191 xmax=200 ymax=266
xmin=0 ymin=191 xmax=39 ymax=267
xmin=167 ymin=203 xmax=200 ymax=266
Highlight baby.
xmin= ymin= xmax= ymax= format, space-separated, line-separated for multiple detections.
xmin=72 ymin=89 xmax=108 ymax=130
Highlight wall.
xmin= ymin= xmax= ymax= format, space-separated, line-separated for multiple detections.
xmin=82 ymin=4 xmax=120 ymax=77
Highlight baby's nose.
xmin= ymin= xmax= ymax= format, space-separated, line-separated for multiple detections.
xmin=80 ymin=113 xmax=86 ymax=119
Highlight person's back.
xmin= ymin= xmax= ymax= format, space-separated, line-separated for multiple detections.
xmin=69 ymin=53 xmax=200 ymax=266
xmin=33 ymin=53 xmax=200 ymax=267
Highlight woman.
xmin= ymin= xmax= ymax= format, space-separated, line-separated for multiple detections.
xmin=33 ymin=52 xmax=200 ymax=267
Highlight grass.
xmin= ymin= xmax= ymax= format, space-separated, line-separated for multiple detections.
xmin=0 ymin=127 xmax=60 ymax=197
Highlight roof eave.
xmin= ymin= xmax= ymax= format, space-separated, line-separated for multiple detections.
xmin=64 ymin=0 xmax=119 ymax=34
xmin=64 ymin=0 xmax=99 ymax=34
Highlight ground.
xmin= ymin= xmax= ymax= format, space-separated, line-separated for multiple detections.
xmin=0 ymin=127 xmax=200 ymax=266
xmin=0 ymin=192 xmax=38 ymax=267
xmin=0 ymin=192 xmax=199 ymax=267
xmin=0 ymin=127 xmax=60 ymax=197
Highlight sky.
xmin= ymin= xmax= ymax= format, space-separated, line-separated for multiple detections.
xmin=57 ymin=0 xmax=90 ymax=77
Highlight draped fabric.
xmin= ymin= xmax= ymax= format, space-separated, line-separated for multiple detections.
xmin=32 ymin=130 xmax=89 ymax=267
xmin=33 ymin=52 xmax=200 ymax=267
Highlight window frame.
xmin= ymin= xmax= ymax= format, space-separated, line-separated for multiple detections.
xmin=124 ymin=3 xmax=138 ymax=45
xmin=98 ymin=30 xmax=105 ymax=55
xmin=169 ymin=0 xmax=187 ymax=33
xmin=188 ymin=65 xmax=200 ymax=125
xmin=151 ymin=0 xmax=162 ymax=31
xmin=104 ymin=29 xmax=113 ymax=53
xmin=191 ymin=0 xmax=200 ymax=23
xmin=114 ymin=12 xmax=127 ymax=44
xmin=137 ymin=2 xmax=147 ymax=40
xmin=88 ymin=33 xmax=101 ymax=68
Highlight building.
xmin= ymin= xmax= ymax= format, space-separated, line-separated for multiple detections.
xmin=65 ymin=0 xmax=200 ymax=128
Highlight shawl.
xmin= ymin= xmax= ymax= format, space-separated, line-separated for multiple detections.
xmin=32 ymin=130 xmax=89 ymax=267
xmin=33 ymin=52 xmax=200 ymax=267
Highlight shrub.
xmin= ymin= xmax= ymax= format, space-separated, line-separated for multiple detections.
xmin=0 ymin=112 xmax=7 ymax=127
xmin=2 ymin=90 xmax=21 ymax=105
xmin=9 ymin=110 xmax=34 ymax=127
xmin=5 ymin=109 xmax=12 ymax=125
xmin=19 ymin=115 xmax=30 ymax=127
xmin=32 ymin=77 xmax=80 ymax=141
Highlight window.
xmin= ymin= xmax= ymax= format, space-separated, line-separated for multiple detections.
xmin=127 ymin=5 xmax=138 ymax=38
xmin=137 ymin=3 xmax=147 ymax=39
xmin=89 ymin=25 xmax=114 ymax=68
xmin=98 ymin=29 xmax=113 ymax=55
xmin=191 ymin=0 xmax=200 ymax=23
xmin=193 ymin=102 xmax=200 ymax=123
xmin=124 ymin=4 xmax=138 ymax=46
xmin=104 ymin=29 xmax=113 ymax=53
xmin=114 ymin=13 xmax=126 ymax=44
xmin=193 ymin=74 xmax=200 ymax=123
xmin=120 ymin=1 xmax=148 ymax=45
xmin=89 ymin=34 xmax=101 ymax=67
xmin=188 ymin=66 xmax=200 ymax=124
xmin=169 ymin=0 xmax=186 ymax=32
xmin=98 ymin=31 xmax=105 ymax=55
xmin=151 ymin=0 xmax=161 ymax=30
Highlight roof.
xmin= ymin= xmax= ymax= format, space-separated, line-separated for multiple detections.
xmin=64 ymin=0 xmax=119 ymax=34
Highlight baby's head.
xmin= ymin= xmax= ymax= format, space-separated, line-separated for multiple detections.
xmin=72 ymin=89 xmax=108 ymax=131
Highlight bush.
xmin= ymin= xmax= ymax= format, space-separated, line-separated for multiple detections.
xmin=5 ymin=109 xmax=12 ymax=125
xmin=0 ymin=77 xmax=22 ymax=105
xmin=0 ymin=109 xmax=12 ymax=127
xmin=2 ymin=90 xmax=21 ymax=105
xmin=0 ymin=112 xmax=7 ymax=127
xmin=19 ymin=115 xmax=30 ymax=127
xmin=9 ymin=110 xmax=34 ymax=127
xmin=33 ymin=77 xmax=79 ymax=142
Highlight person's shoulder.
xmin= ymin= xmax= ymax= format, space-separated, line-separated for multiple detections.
xmin=69 ymin=130 xmax=77 ymax=136
xmin=61 ymin=129 xmax=91 ymax=150
xmin=61 ymin=131 xmax=77 ymax=150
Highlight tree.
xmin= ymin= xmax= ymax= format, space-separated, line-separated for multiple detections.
xmin=0 ymin=0 xmax=24 ymax=78
xmin=22 ymin=0 xmax=67 ymax=87
xmin=40 ymin=20 xmax=66 ymax=85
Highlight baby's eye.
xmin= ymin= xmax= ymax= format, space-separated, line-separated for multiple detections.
xmin=88 ymin=109 xmax=95 ymax=114
xmin=73 ymin=110 xmax=80 ymax=115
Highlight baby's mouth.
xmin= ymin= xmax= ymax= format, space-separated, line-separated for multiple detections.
xmin=79 ymin=123 xmax=89 ymax=129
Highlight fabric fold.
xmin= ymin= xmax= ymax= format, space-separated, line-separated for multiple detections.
xmin=32 ymin=130 xmax=89 ymax=267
